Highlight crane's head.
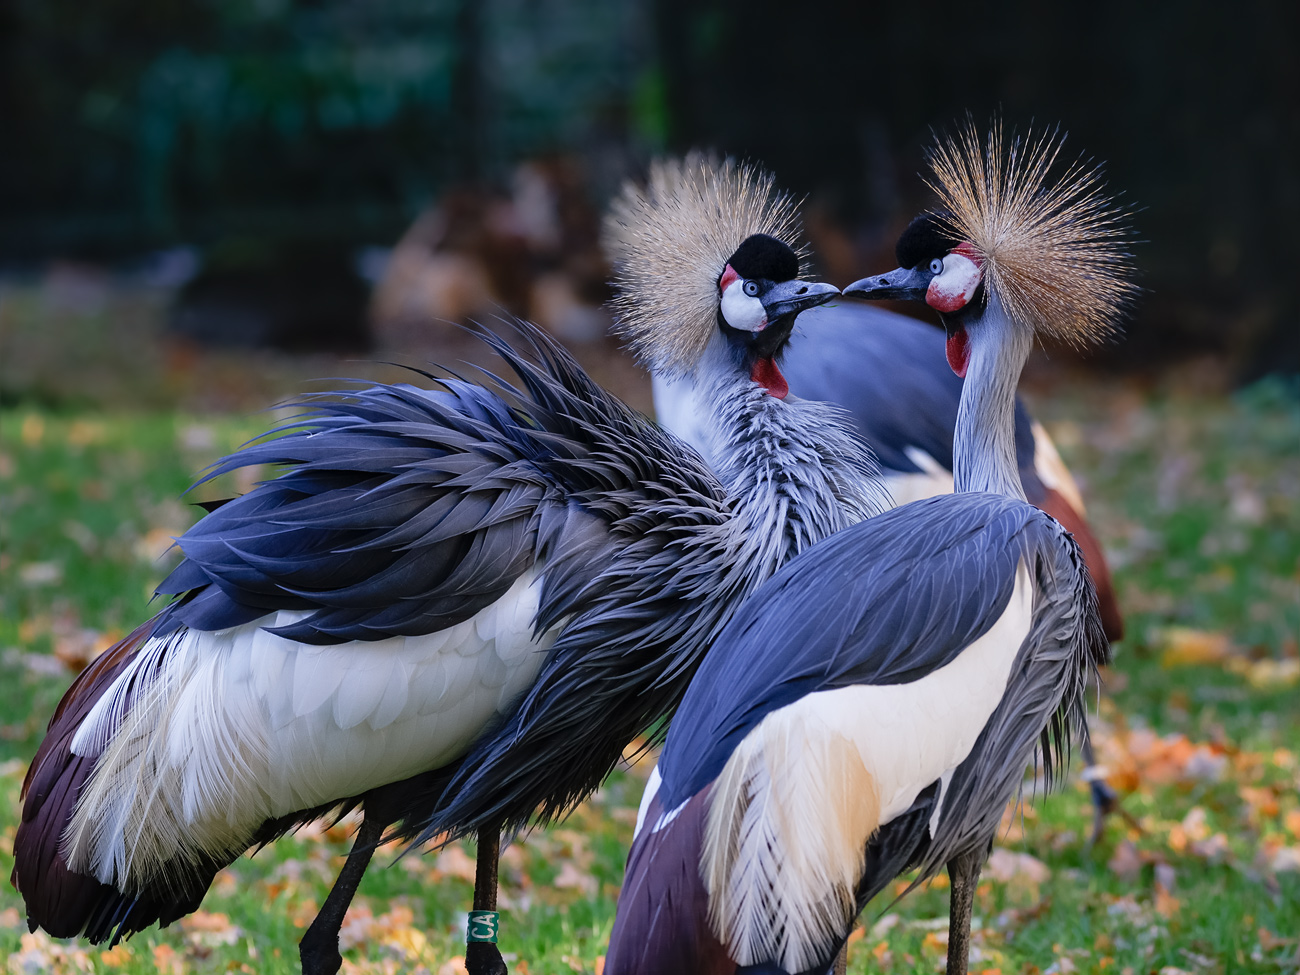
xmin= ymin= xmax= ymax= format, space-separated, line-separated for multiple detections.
xmin=844 ymin=122 xmax=1136 ymax=376
xmin=604 ymin=154 xmax=838 ymax=395
xmin=714 ymin=232 xmax=839 ymax=368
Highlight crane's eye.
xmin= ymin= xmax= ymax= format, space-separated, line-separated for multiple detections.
xmin=929 ymin=258 xmax=944 ymax=275
xmin=743 ymin=280 xmax=760 ymax=297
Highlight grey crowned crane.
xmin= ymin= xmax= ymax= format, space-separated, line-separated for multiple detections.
xmin=605 ymin=124 xmax=1136 ymax=975
xmin=654 ymin=301 xmax=1126 ymax=837
xmin=12 ymin=156 xmax=888 ymax=975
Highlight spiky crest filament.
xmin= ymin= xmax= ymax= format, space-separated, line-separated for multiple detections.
xmin=602 ymin=153 xmax=806 ymax=377
xmin=925 ymin=120 xmax=1137 ymax=347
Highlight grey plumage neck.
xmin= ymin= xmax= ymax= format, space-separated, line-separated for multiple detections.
xmin=953 ymin=292 xmax=1032 ymax=502
xmin=690 ymin=336 xmax=888 ymax=572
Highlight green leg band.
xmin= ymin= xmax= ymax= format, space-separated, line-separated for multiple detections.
xmin=467 ymin=910 xmax=499 ymax=944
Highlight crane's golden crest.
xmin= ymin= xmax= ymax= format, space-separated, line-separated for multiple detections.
xmin=603 ymin=153 xmax=806 ymax=376
xmin=925 ymin=121 xmax=1137 ymax=347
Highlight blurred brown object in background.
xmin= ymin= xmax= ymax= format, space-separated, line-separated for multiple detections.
xmin=370 ymin=157 xmax=612 ymax=352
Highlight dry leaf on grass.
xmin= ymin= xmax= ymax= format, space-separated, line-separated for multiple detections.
xmin=179 ymin=910 xmax=241 ymax=949
xmin=1097 ymin=727 xmax=1230 ymax=789
xmin=152 ymin=944 xmax=184 ymax=975
xmin=433 ymin=844 xmax=479 ymax=883
xmin=339 ymin=902 xmax=432 ymax=964
xmin=986 ymin=849 xmax=1051 ymax=885
xmin=0 ymin=759 xmax=26 ymax=778
xmin=6 ymin=930 xmax=95 ymax=974
xmin=986 ymin=849 xmax=1051 ymax=904
xmin=1153 ymin=864 xmax=1179 ymax=919
xmin=1107 ymin=840 xmax=1144 ymax=881
xmin=51 ymin=625 xmax=117 ymax=673
xmin=1266 ymin=845 xmax=1300 ymax=873
xmin=1158 ymin=627 xmax=1233 ymax=668
xmin=18 ymin=561 xmax=62 ymax=587
xmin=1239 ymin=786 xmax=1280 ymax=821
xmin=1166 ymin=807 xmax=1230 ymax=861
xmin=97 ymin=945 xmax=132 ymax=968
xmin=552 ymin=861 xmax=598 ymax=896
xmin=1284 ymin=809 xmax=1300 ymax=838
xmin=1225 ymin=657 xmax=1300 ymax=689
xmin=290 ymin=897 xmax=320 ymax=929
xmin=870 ymin=913 xmax=900 ymax=940
xmin=1258 ymin=928 xmax=1299 ymax=951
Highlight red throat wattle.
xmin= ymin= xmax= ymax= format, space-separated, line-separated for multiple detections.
xmin=751 ymin=357 xmax=789 ymax=399
xmin=946 ymin=328 xmax=970 ymax=378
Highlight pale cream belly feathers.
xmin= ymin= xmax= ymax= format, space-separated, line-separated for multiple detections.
xmin=64 ymin=570 xmax=555 ymax=891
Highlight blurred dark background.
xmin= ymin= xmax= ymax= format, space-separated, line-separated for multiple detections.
xmin=1 ymin=0 xmax=1296 ymax=408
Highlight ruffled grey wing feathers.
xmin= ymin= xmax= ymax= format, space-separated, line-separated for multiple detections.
xmin=153 ymin=325 xmax=728 ymax=647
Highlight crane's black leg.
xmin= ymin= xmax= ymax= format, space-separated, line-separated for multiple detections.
xmin=300 ymin=816 xmax=386 ymax=975
xmin=945 ymin=849 xmax=983 ymax=975
xmin=464 ymin=825 xmax=508 ymax=975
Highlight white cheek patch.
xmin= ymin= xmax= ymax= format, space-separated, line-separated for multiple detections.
xmin=719 ymin=280 xmax=768 ymax=332
xmin=926 ymin=253 xmax=982 ymax=313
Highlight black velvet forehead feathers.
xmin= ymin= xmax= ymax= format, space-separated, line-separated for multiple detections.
xmin=895 ymin=213 xmax=960 ymax=270
xmin=725 ymin=233 xmax=799 ymax=283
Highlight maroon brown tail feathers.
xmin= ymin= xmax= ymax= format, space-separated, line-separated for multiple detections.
xmin=1030 ymin=486 xmax=1123 ymax=642
xmin=11 ymin=616 xmax=213 ymax=943
xmin=606 ymin=786 xmax=733 ymax=975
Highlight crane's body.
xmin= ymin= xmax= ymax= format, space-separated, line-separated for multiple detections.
xmin=607 ymin=124 xmax=1135 ymax=975
xmin=13 ymin=156 xmax=888 ymax=974
xmin=612 ymin=493 xmax=1099 ymax=974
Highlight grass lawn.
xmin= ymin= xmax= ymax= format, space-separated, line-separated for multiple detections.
xmin=1 ymin=374 xmax=1298 ymax=974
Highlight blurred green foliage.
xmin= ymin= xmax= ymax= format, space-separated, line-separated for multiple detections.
xmin=0 ymin=0 xmax=654 ymax=255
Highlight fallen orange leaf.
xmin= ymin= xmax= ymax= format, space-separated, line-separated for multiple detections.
xmin=290 ymin=897 xmax=319 ymax=929
xmin=922 ymin=930 xmax=949 ymax=953
xmin=99 ymin=945 xmax=132 ymax=967
xmin=153 ymin=944 xmax=183 ymax=975
xmin=1240 ymin=786 xmax=1280 ymax=821
xmin=1259 ymin=927 xmax=1299 ymax=950
xmin=1107 ymin=840 xmax=1143 ymax=880
xmin=1284 ymin=810 xmax=1300 ymax=839
xmin=1159 ymin=627 xmax=1232 ymax=668
xmin=180 ymin=910 xmax=233 ymax=932
xmin=1154 ymin=887 xmax=1180 ymax=919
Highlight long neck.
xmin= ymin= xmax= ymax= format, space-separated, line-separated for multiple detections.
xmin=952 ymin=291 xmax=1032 ymax=501
xmin=688 ymin=335 xmax=887 ymax=571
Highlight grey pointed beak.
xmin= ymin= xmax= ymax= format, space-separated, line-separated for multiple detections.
xmin=760 ymin=279 xmax=840 ymax=320
xmin=844 ymin=266 xmax=931 ymax=301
